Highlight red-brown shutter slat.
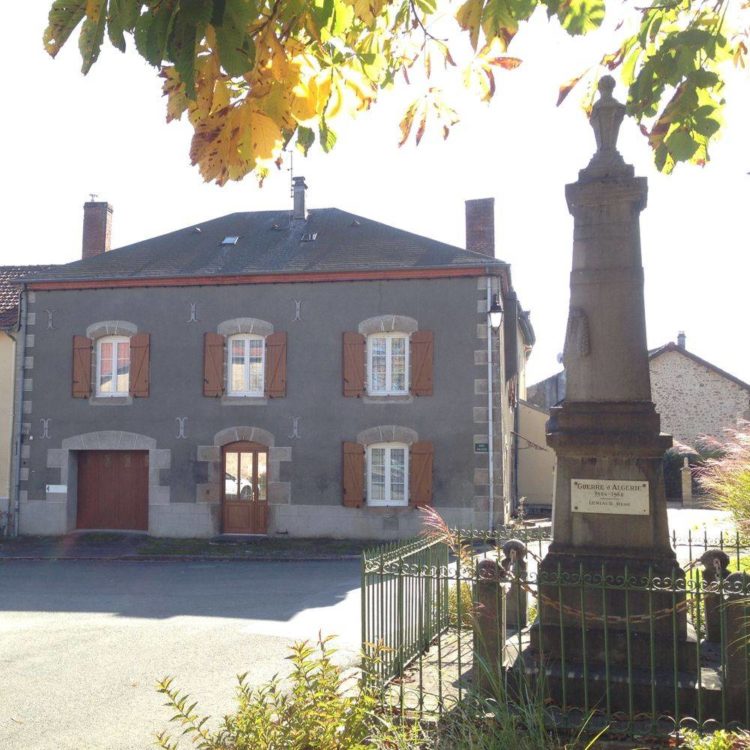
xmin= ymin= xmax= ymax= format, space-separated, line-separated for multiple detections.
xmin=264 ymin=332 xmax=287 ymax=398
xmin=129 ymin=333 xmax=150 ymax=398
xmin=410 ymin=331 xmax=434 ymax=396
xmin=409 ymin=441 xmax=434 ymax=507
xmin=72 ymin=335 xmax=93 ymax=398
xmin=342 ymin=332 xmax=366 ymax=397
xmin=342 ymin=441 xmax=365 ymax=507
xmin=203 ymin=332 xmax=225 ymax=397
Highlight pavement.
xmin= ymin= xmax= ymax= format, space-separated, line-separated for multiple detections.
xmin=0 ymin=559 xmax=362 ymax=750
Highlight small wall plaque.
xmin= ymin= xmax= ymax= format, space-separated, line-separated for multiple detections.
xmin=46 ymin=484 xmax=67 ymax=494
xmin=474 ymin=442 xmax=489 ymax=453
xmin=571 ymin=479 xmax=649 ymax=515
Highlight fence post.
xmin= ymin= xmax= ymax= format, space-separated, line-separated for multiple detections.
xmin=700 ymin=549 xmax=731 ymax=643
xmin=473 ymin=557 xmax=508 ymax=695
xmin=500 ymin=539 xmax=528 ymax=631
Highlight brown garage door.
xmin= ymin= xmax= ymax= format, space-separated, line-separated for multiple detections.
xmin=77 ymin=451 xmax=149 ymax=531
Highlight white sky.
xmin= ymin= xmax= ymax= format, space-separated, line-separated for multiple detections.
xmin=4 ymin=5 xmax=749 ymax=386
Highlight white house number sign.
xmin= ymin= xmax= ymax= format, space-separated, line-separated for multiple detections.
xmin=571 ymin=479 xmax=649 ymax=515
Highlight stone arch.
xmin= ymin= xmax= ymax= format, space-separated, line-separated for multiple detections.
xmin=213 ymin=426 xmax=275 ymax=448
xmin=358 ymin=315 xmax=418 ymax=337
xmin=85 ymin=320 xmax=138 ymax=339
xmin=217 ymin=318 xmax=274 ymax=337
xmin=356 ymin=425 xmax=419 ymax=446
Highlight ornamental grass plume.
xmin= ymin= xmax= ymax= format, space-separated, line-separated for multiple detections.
xmin=697 ymin=422 xmax=750 ymax=538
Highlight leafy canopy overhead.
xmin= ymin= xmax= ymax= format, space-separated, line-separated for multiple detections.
xmin=44 ymin=0 xmax=748 ymax=184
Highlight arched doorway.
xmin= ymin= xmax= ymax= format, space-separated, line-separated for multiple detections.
xmin=222 ymin=441 xmax=268 ymax=534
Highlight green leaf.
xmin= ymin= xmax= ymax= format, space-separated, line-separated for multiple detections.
xmin=693 ymin=116 xmax=720 ymax=138
xmin=296 ymin=125 xmax=315 ymax=156
xmin=168 ymin=15 xmax=200 ymax=98
xmin=134 ymin=2 xmax=178 ymax=67
xmin=44 ymin=0 xmax=87 ymax=58
xmin=665 ymin=128 xmax=699 ymax=161
xmin=214 ymin=0 xmax=257 ymax=76
xmin=79 ymin=0 xmax=108 ymax=74
xmin=107 ymin=0 xmax=142 ymax=51
xmin=319 ymin=120 xmax=337 ymax=152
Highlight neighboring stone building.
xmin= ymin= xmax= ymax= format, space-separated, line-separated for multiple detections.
xmin=0 ymin=266 xmax=55 ymax=535
xmin=649 ymin=334 xmax=750 ymax=447
xmin=9 ymin=185 xmax=534 ymax=539
xmin=522 ymin=333 xmax=750 ymax=508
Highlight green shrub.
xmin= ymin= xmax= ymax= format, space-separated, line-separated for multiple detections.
xmin=679 ymin=729 xmax=750 ymax=749
xmin=155 ymin=635 xmax=425 ymax=750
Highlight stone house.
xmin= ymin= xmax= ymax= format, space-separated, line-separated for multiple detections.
xmin=0 ymin=266 xmax=55 ymax=535
xmin=9 ymin=182 xmax=534 ymax=539
xmin=522 ymin=333 xmax=750 ymax=508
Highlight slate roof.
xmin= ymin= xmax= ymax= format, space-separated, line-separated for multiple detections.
xmin=0 ymin=266 xmax=57 ymax=330
xmin=25 ymin=208 xmax=505 ymax=285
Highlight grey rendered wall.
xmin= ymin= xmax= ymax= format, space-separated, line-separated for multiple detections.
xmin=19 ymin=275 xmax=504 ymax=538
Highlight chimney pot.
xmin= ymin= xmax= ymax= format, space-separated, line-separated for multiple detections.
xmin=82 ymin=200 xmax=113 ymax=260
xmin=465 ymin=198 xmax=495 ymax=257
xmin=292 ymin=176 xmax=308 ymax=221
xmin=677 ymin=331 xmax=686 ymax=349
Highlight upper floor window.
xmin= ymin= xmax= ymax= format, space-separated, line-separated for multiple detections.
xmin=96 ymin=336 xmax=130 ymax=397
xmin=367 ymin=442 xmax=408 ymax=506
xmin=367 ymin=333 xmax=409 ymax=395
xmin=228 ymin=334 xmax=265 ymax=397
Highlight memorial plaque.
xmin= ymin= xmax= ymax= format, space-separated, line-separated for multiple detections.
xmin=571 ymin=479 xmax=649 ymax=515
xmin=474 ymin=442 xmax=489 ymax=453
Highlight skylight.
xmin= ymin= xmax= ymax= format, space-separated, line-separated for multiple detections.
xmin=300 ymin=232 xmax=318 ymax=242
xmin=221 ymin=236 xmax=239 ymax=245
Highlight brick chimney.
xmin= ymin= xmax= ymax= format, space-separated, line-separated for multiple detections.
xmin=465 ymin=198 xmax=495 ymax=257
xmin=677 ymin=331 xmax=686 ymax=349
xmin=292 ymin=176 xmax=307 ymax=221
xmin=82 ymin=200 xmax=113 ymax=260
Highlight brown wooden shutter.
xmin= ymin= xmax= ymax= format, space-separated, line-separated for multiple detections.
xmin=129 ymin=333 xmax=150 ymax=398
xmin=409 ymin=441 xmax=434 ymax=507
xmin=72 ymin=335 xmax=93 ymax=398
xmin=264 ymin=332 xmax=287 ymax=398
xmin=410 ymin=331 xmax=434 ymax=396
xmin=342 ymin=332 xmax=366 ymax=397
xmin=203 ymin=332 xmax=225 ymax=397
xmin=342 ymin=441 xmax=365 ymax=508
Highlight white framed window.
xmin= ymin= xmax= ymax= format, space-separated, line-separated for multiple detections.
xmin=367 ymin=333 xmax=409 ymax=395
xmin=228 ymin=334 xmax=265 ymax=396
xmin=96 ymin=335 xmax=130 ymax=397
xmin=367 ymin=442 xmax=408 ymax=506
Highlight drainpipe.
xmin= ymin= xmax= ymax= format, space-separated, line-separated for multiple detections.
xmin=486 ymin=277 xmax=495 ymax=531
xmin=9 ymin=288 xmax=27 ymax=537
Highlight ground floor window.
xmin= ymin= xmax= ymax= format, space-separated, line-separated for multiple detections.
xmin=367 ymin=442 xmax=408 ymax=506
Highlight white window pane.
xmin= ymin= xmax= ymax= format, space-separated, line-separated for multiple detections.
xmin=230 ymin=361 xmax=244 ymax=392
xmin=99 ymin=342 xmax=113 ymax=393
xmin=370 ymin=448 xmax=386 ymax=501
xmin=248 ymin=361 xmax=263 ymax=393
xmin=390 ymin=448 xmax=406 ymax=501
xmin=116 ymin=341 xmax=130 ymax=393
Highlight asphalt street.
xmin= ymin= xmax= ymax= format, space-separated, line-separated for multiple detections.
xmin=0 ymin=560 xmax=361 ymax=750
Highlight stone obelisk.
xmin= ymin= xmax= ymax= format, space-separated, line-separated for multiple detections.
xmin=533 ymin=77 xmax=696 ymax=705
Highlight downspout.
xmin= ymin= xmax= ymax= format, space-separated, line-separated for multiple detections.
xmin=486 ymin=276 xmax=494 ymax=531
xmin=512 ymin=397 xmax=520 ymax=516
xmin=9 ymin=287 xmax=27 ymax=537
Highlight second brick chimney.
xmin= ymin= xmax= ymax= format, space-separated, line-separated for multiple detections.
xmin=82 ymin=200 xmax=113 ymax=260
xmin=465 ymin=197 xmax=495 ymax=257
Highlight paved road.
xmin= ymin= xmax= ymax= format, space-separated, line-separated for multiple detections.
xmin=0 ymin=560 xmax=361 ymax=750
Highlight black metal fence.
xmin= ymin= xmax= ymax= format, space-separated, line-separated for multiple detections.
xmin=361 ymin=525 xmax=750 ymax=739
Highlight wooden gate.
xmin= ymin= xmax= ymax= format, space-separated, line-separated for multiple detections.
xmin=76 ymin=450 xmax=149 ymax=531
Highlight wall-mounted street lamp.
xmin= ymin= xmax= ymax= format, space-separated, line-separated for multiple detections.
xmin=488 ymin=294 xmax=503 ymax=329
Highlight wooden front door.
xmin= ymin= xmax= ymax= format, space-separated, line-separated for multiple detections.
xmin=77 ymin=450 xmax=149 ymax=530
xmin=222 ymin=441 xmax=268 ymax=534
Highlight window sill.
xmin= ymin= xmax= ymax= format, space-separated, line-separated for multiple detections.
xmin=221 ymin=396 xmax=268 ymax=407
xmin=89 ymin=395 xmax=133 ymax=406
xmin=363 ymin=395 xmax=413 ymax=404
xmin=363 ymin=505 xmax=412 ymax=513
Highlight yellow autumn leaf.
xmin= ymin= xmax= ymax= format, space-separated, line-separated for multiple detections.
xmin=161 ymin=66 xmax=189 ymax=123
xmin=246 ymin=108 xmax=284 ymax=161
xmin=456 ymin=0 xmax=484 ymax=51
